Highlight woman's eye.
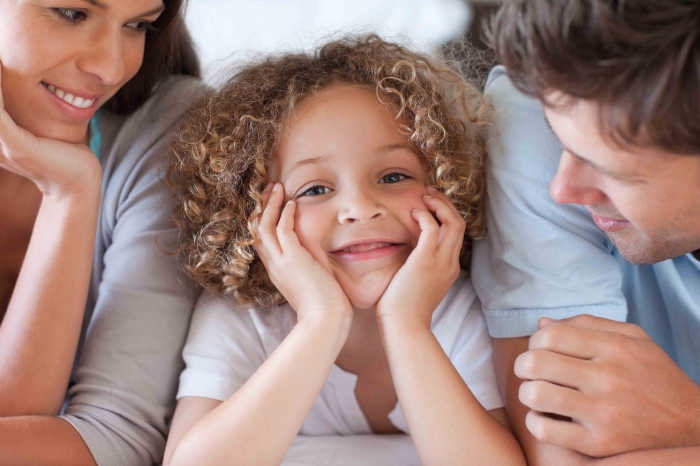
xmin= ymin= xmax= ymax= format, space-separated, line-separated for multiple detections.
xmin=126 ymin=21 xmax=156 ymax=33
xmin=379 ymin=173 xmax=407 ymax=184
xmin=55 ymin=8 xmax=88 ymax=23
xmin=300 ymin=186 xmax=331 ymax=197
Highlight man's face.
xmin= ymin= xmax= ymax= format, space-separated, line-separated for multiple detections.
xmin=544 ymin=92 xmax=700 ymax=265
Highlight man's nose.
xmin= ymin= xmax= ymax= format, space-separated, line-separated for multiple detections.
xmin=550 ymin=151 xmax=607 ymax=206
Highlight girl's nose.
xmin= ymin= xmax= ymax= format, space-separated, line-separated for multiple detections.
xmin=337 ymin=188 xmax=387 ymax=225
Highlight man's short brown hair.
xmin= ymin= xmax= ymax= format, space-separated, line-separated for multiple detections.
xmin=488 ymin=0 xmax=700 ymax=155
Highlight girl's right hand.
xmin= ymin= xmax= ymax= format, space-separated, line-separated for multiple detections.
xmin=0 ymin=62 xmax=101 ymax=197
xmin=254 ymin=182 xmax=352 ymax=324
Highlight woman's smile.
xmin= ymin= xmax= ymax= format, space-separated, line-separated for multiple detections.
xmin=41 ymin=81 xmax=103 ymax=121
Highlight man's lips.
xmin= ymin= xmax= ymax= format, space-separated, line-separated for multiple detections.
xmin=330 ymin=240 xmax=406 ymax=261
xmin=590 ymin=213 xmax=630 ymax=232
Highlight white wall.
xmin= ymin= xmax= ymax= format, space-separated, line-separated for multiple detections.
xmin=185 ymin=0 xmax=472 ymax=84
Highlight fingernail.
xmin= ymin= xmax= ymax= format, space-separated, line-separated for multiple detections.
xmin=423 ymin=194 xmax=432 ymax=199
xmin=263 ymin=182 xmax=273 ymax=193
xmin=272 ymin=183 xmax=280 ymax=192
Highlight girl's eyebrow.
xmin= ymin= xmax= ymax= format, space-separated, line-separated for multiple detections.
xmin=283 ymin=156 xmax=327 ymax=182
xmin=376 ymin=143 xmax=415 ymax=155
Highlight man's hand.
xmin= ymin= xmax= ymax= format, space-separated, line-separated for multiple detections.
xmin=515 ymin=314 xmax=700 ymax=457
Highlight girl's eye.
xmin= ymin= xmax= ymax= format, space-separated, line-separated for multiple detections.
xmin=300 ymin=185 xmax=332 ymax=197
xmin=126 ymin=21 xmax=157 ymax=33
xmin=55 ymin=8 xmax=88 ymax=23
xmin=379 ymin=173 xmax=408 ymax=184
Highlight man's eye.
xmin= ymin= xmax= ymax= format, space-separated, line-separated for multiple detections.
xmin=55 ymin=8 xmax=88 ymax=23
xmin=301 ymin=186 xmax=331 ymax=197
xmin=379 ymin=173 xmax=407 ymax=184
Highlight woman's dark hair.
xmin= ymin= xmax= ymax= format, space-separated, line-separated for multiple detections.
xmin=487 ymin=0 xmax=700 ymax=155
xmin=105 ymin=0 xmax=200 ymax=115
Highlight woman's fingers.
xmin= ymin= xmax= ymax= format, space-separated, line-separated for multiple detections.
xmin=255 ymin=182 xmax=284 ymax=256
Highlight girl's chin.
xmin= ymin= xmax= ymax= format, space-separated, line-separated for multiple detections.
xmin=346 ymin=294 xmax=381 ymax=311
xmin=340 ymin=278 xmax=393 ymax=311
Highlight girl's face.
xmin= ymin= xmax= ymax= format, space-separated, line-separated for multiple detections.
xmin=0 ymin=0 xmax=165 ymax=143
xmin=274 ymin=84 xmax=430 ymax=310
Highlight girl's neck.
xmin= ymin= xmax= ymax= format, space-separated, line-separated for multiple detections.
xmin=335 ymin=305 xmax=385 ymax=373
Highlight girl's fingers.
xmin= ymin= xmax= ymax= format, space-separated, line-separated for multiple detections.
xmin=256 ymin=183 xmax=284 ymax=256
xmin=276 ymin=199 xmax=304 ymax=254
xmin=421 ymin=190 xmax=465 ymax=258
xmin=411 ymin=208 xmax=440 ymax=254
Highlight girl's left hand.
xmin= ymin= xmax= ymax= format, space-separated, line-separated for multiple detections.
xmin=375 ymin=186 xmax=466 ymax=328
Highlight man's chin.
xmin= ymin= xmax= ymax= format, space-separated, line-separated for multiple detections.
xmin=609 ymin=234 xmax=695 ymax=265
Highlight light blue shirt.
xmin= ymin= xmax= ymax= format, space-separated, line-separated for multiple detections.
xmin=472 ymin=66 xmax=700 ymax=384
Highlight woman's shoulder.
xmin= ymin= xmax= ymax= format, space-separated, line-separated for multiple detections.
xmin=98 ymin=76 xmax=208 ymax=163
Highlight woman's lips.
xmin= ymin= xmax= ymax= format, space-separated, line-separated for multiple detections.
xmin=41 ymin=81 xmax=102 ymax=121
xmin=330 ymin=241 xmax=405 ymax=261
xmin=590 ymin=213 xmax=630 ymax=232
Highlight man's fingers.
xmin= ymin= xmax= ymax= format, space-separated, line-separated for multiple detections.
xmin=515 ymin=349 xmax=591 ymax=390
xmin=548 ymin=314 xmax=650 ymax=340
xmin=525 ymin=410 xmax=592 ymax=453
xmin=529 ymin=320 xmax=606 ymax=358
xmin=519 ymin=380 xmax=591 ymax=420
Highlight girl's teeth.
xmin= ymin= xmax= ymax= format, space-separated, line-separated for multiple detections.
xmin=46 ymin=83 xmax=95 ymax=109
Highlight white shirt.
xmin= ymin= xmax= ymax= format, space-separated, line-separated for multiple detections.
xmin=178 ymin=271 xmax=503 ymax=435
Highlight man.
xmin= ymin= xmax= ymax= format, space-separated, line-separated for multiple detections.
xmin=472 ymin=1 xmax=700 ymax=464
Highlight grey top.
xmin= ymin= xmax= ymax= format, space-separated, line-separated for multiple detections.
xmin=58 ymin=76 xmax=206 ymax=466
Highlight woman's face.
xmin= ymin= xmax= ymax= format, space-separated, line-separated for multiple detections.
xmin=274 ymin=84 xmax=430 ymax=310
xmin=0 ymin=0 xmax=165 ymax=143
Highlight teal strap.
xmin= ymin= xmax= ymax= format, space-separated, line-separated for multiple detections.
xmin=89 ymin=111 xmax=102 ymax=160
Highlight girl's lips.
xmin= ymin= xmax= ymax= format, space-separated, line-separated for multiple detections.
xmin=591 ymin=213 xmax=630 ymax=232
xmin=330 ymin=241 xmax=405 ymax=261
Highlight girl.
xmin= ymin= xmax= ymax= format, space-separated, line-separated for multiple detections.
xmin=165 ymin=35 xmax=525 ymax=466
xmin=0 ymin=1 xmax=203 ymax=464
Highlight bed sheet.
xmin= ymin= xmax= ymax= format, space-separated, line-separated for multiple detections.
xmin=282 ymin=434 xmax=421 ymax=466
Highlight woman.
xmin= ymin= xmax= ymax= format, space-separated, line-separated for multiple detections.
xmin=0 ymin=1 xmax=203 ymax=465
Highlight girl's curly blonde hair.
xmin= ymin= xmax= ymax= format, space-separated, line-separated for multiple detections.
xmin=170 ymin=34 xmax=491 ymax=309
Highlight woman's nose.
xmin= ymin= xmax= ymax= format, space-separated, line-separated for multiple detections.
xmin=337 ymin=188 xmax=387 ymax=225
xmin=550 ymin=151 xmax=607 ymax=206
xmin=76 ymin=27 xmax=126 ymax=86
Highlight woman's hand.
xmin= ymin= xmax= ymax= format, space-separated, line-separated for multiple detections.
xmin=376 ymin=186 xmax=465 ymax=328
xmin=0 ymin=62 xmax=101 ymax=196
xmin=254 ymin=182 xmax=352 ymax=323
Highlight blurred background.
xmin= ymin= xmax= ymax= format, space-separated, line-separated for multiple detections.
xmin=185 ymin=0 xmax=502 ymax=85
